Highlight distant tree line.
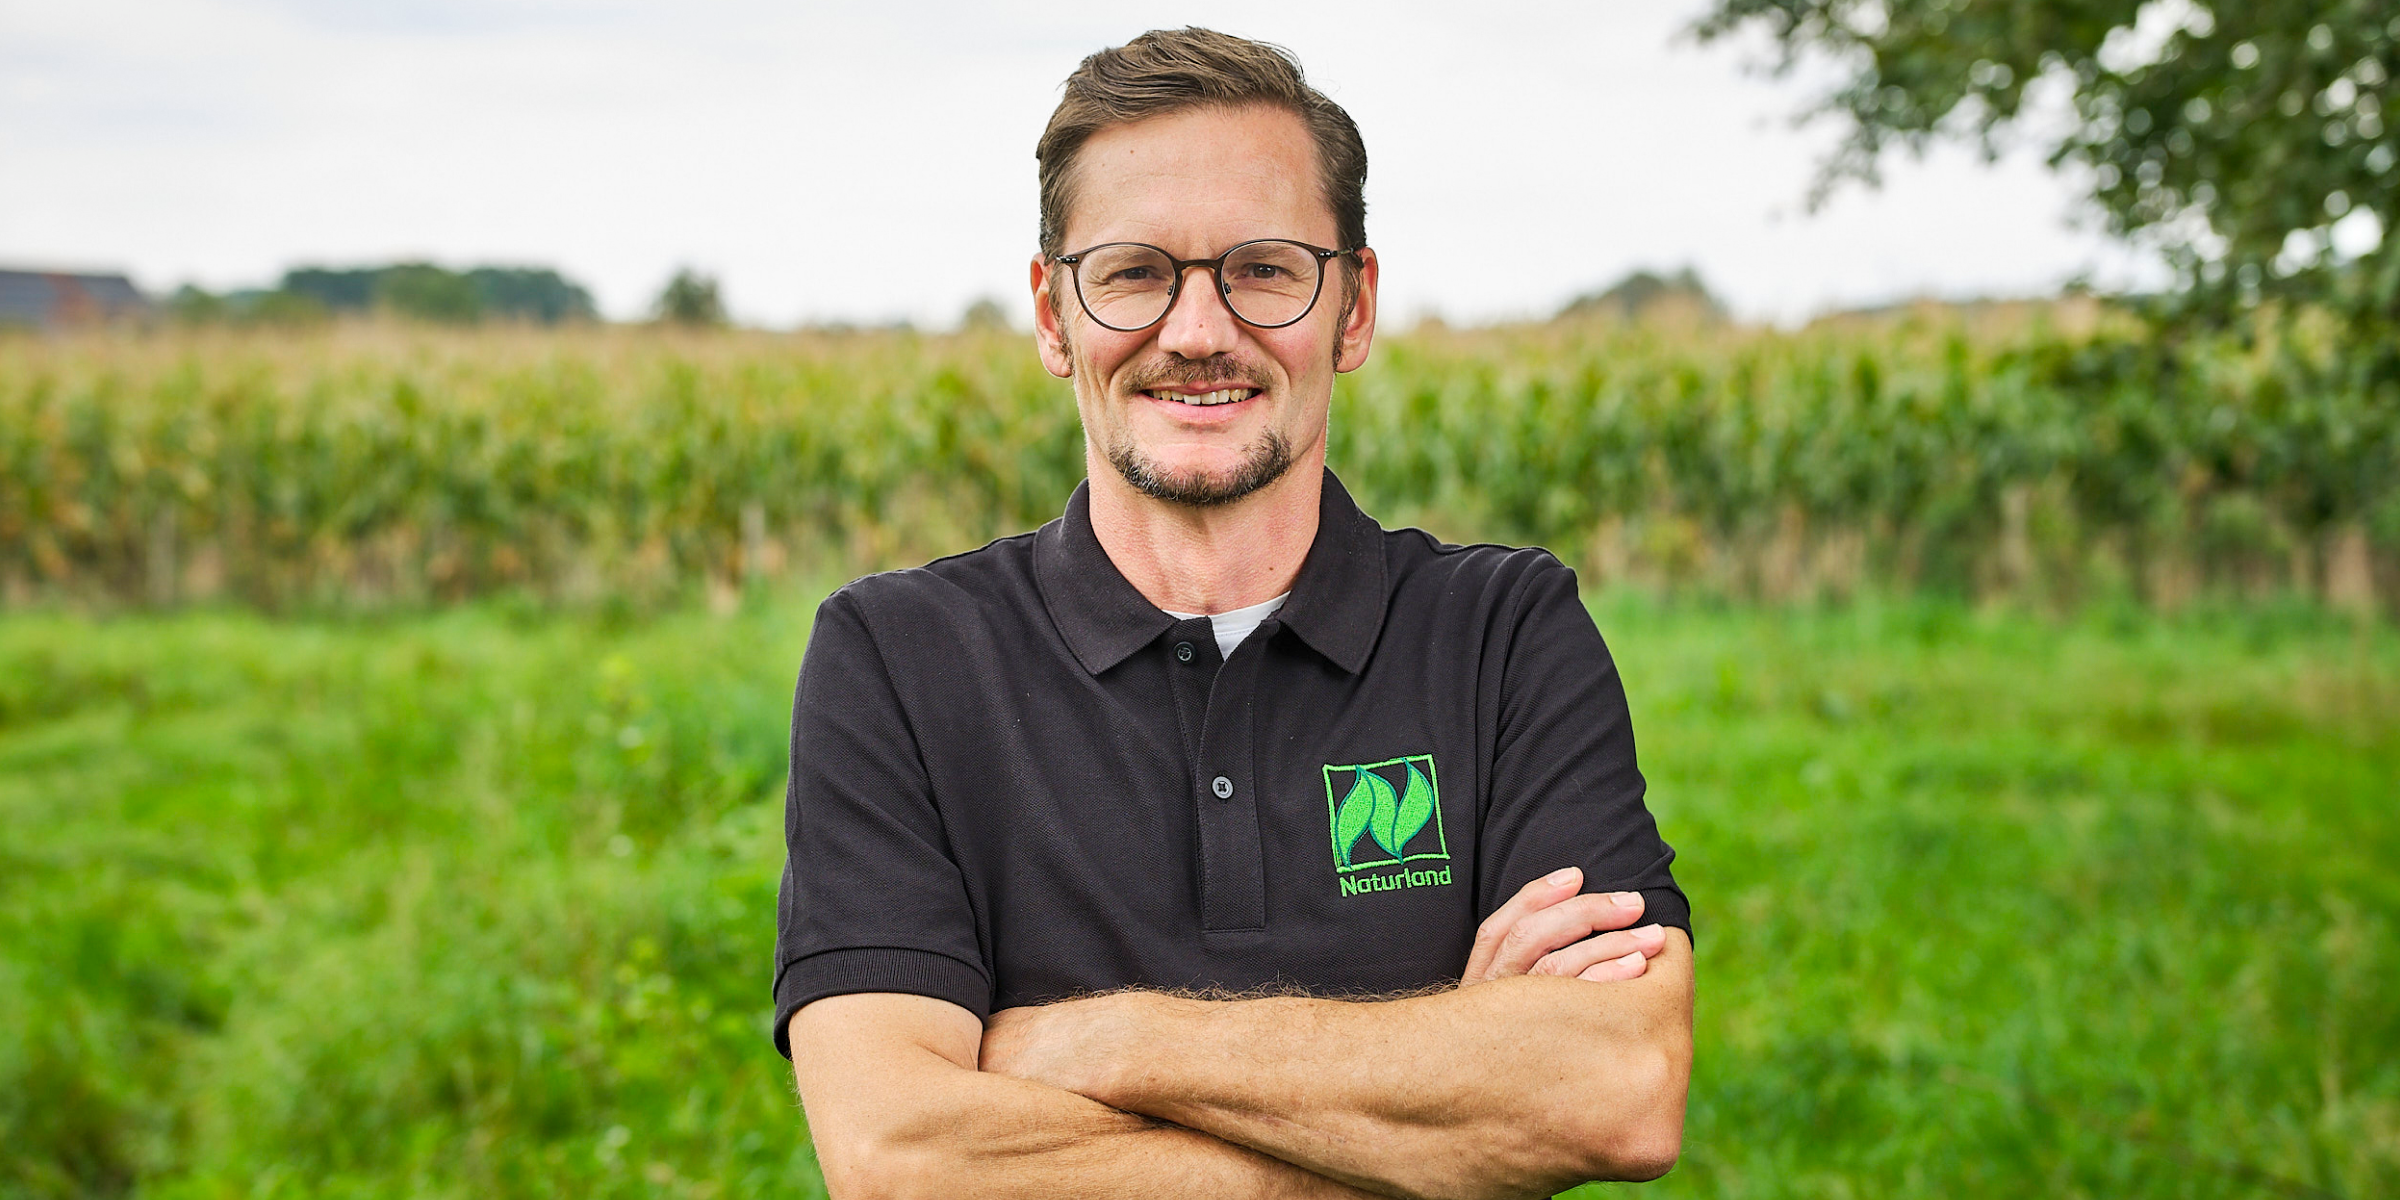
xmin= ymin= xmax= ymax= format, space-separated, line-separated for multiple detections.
xmin=157 ymin=263 xmax=1036 ymax=332
xmin=171 ymin=263 xmax=598 ymax=326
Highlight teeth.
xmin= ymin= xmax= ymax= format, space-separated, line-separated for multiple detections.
xmin=1154 ymin=388 xmax=1253 ymax=406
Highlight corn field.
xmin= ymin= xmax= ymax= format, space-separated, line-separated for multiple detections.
xmin=3 ymin=307 xmax=2395 ymax=615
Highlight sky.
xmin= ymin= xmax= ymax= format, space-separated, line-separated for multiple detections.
xmin=0 ymin=0 xmax=2163 ymax=327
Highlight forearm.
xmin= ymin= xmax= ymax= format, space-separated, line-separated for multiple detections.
xmin=1047 ymin=935 xmax=1693 ymax=1200
xmin=791 ymin=998 xmax=1380 ymax=1200
xmin=833 ymin=1066 xmax=1374 ymax=1199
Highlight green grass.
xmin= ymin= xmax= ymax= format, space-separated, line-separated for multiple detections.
xmin=3 ymin=591 xmax=2394 ymax=1198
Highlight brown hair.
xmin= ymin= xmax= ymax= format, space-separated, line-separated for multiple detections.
xmin=1035 ymin=28 xmax=1368 ymax=262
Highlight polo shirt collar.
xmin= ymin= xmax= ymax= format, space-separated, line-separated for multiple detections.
xmin=1035 ymin=468 xmax=1389 ymax=677
xmin=1276 ymin=470 xmax=1387 ymax=674
xmin=1035 ymin=484 xmax=1173 ymax=676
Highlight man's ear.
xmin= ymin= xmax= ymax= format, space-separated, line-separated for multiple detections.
xmin=1031 ymin=255 xmax=1073 ymax=378
xmin=1333 ymin=248 xmax=1379 ymax=374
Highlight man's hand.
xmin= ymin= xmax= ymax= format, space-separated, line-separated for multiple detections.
xmin=977 ymin=934 xmax=1694 ymax=1200
xmin=982 ymin=868 xmax=1678 ymax=1107
xmin=985 ymin=867 xmax=1671 ymax=1097
xmin=1461 ymin=867 xmax=1671 ymax=984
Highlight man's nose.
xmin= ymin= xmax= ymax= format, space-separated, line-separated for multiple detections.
xmin=1153 ymin=265 xmax=1241 ymax=360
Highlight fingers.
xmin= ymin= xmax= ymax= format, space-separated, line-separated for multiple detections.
xmin=1463 ymin=871 xmax=1656 ymax=984
xmin=1530 ymin=923 xmax=1669 ymax=979
xmin=1578 ymin=950 xmax=1651 ymax=983
xmin=1483 ymin=890 xmax=1649 ymax=980
xmin=1464 ymin=867 xmax=1585 ymax=982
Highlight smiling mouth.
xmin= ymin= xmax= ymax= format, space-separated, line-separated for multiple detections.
xmin=1144 ymin=388 xmax=1260 ymax=407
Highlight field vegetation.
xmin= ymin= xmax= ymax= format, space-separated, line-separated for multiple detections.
xmin=3 ymin=313 xmax=2395 ymax=1197
xmin=4 ymin=310 xmax=2394 ymax=617
xmin=2 ymin=592 xmax=2392 ymax=1197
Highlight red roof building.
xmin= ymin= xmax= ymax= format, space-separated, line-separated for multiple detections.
xmin=0 ymin=269 xmax=151 ymax=329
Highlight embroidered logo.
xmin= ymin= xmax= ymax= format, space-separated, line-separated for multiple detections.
xmin=1322 ymin=754 xmax=1451 ymax=896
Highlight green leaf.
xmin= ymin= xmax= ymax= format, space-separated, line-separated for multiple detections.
xmin=1363 ymin=769 xmax=1402 ymax=860
xmin=1333 ymin=773 xmax=1375 ymax=868
xmin=1392 ymin=760 xmax=1435 ymax=855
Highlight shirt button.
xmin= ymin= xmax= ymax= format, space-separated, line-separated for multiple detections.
xmin=1211 ymin=775 xmax=1234 ymax=799
xmin=1175 ymin=641 xmax=1196 ymax=664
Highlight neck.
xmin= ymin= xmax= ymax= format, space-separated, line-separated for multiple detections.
xmin=1085 ymin=443 xmax=1325 ymax=616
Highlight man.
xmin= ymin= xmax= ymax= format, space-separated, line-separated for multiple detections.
xmin=775 ymin=28 xmax=1691 ymax=1200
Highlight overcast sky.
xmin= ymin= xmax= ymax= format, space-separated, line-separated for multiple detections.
xmin=1 ymin=0 xmax=2161 ymax=327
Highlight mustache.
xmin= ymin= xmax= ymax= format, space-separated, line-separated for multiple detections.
xmin=1124 ymin=354 xmax=1270 ymax=393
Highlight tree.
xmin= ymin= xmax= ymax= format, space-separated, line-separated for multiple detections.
xmin=463 ymin=267 xmax=597 ymax=323
xmin=1692 ymin=0 xmax=2397 ymax=334
xmin=281 ymin=267 xmax=381 ymax=311
xmin=1558 ymin=267 xmax=1729 ymax=323
xmin=166 ymin=285 xmax=229 ymax=324
xmin=655 ymin=268 xmax=727 ymax=327
xmin=374 ymin=263 xmax=485 ymax=324
xmin=241 ymin=289 xmax=330 ymax=327
xmin=280 ymin=264 xmax=596 ymax=324
xmin=960 ymin=295 xmax=1013 ymax=331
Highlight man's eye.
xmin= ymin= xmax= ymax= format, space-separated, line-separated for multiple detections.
xmin=1105 ymin=267 xmax=1160 ymax=283
xmin=1238 ymin=264 xmax=1286 ymax=280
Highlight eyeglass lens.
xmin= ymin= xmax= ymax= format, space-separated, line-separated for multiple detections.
xmin=1075 ymin=241 xmax=1324 ymax=330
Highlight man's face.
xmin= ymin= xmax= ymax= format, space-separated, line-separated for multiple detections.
xmin=1033 ymin=103 xmax=1378 ymax=507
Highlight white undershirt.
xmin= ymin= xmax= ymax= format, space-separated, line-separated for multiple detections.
xmin=1162 ymin=591 xmax=1291 ymax=661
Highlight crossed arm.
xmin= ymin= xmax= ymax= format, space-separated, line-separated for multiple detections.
xmin=787 ymin=868 xmax=1693 ymax=1200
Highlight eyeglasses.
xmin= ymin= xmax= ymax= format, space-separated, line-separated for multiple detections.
xmin=1053 ymin=239 xmax=1361 ymax=332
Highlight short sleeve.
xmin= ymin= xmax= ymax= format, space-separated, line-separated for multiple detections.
xmin=772 ymin=589 xmax=992 ymax=1058
xmin=1476 ymin=558 xmax=1691 ymax=942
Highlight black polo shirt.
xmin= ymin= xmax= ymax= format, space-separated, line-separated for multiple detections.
xmin=772 ymin=470 xmax=1687 ymax=1056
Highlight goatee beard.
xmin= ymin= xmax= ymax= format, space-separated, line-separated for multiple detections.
xmin=1091 ymin=350 xmax=1290 ymax=506
xmin=1106 ymin=427 xmax=1295 ymax=508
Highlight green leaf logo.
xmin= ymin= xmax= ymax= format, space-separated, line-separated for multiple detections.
xmin=1323 ymin=753 xmax=1448 ymax=880
xmin=1332 ymin=771 xmax=1376 ymax=868
xmin=1392 ymin=760 xmax=1435 ymax=854
xmin=1362 ymin=769 xmax=1403 ymax=859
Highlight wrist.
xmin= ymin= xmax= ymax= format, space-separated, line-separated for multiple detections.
xmin=1085 ymin=989 xmax=1200 ymax=1111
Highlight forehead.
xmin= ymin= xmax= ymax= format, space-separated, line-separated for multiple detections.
xmin=1063 ymin=103 xmax=1335 ymax=253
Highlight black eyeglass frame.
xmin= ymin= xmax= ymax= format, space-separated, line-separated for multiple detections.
xmin=1052 ymin=238 xmax=1364 ymax=332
